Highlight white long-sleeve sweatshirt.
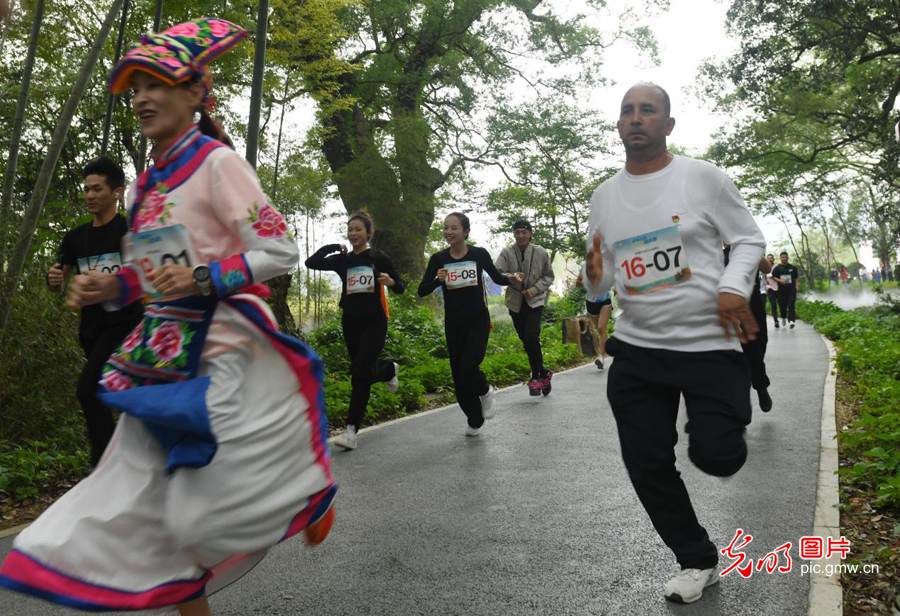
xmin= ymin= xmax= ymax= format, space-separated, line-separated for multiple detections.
xmin=582 ymin=155 xmax=765 ymax=352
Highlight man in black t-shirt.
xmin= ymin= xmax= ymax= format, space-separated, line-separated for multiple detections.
xmin=772 ymin=251 xmax=800 ymax=329
xmin=47 ymin=157 xmax=143 ymax=469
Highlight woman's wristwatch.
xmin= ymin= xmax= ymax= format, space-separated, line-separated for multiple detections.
xmin=193 ymin=264 xmax=212 ymax=296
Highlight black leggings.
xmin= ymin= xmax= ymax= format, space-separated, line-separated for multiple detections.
xmin=742 ymin=297 xmax=770 ymax=391
xmin=767 ymin=290 xmax=779 ymax=321
xmin=445 ymin=310 xmax=491 ymax=428
xmin=606 ymin=337 xmax=752 ymax=570
xmin=343 ymin=312 xmax=396 ymax=430
xmin=78 ymin=323 xmax=138 ymax=466
xmin=510 ymin=303 xmax=546 ymax=380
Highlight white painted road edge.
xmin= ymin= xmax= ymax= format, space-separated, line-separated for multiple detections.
xmin=808 ymin=335 xmax=842 ymax=616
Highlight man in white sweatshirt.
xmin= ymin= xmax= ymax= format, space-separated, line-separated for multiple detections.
xmin=582 ymin=83 xmax=765 ymax=604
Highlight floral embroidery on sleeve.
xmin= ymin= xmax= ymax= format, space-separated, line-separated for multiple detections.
xmin=248 ymin=202 xmax=288 ymax=239
xmin=136 ymin=184 xmax=175 ymax=229
xmin=210 ymin=254 xmax=254 ymax=297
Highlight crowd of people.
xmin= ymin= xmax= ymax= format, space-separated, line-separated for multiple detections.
xmin=0 ymin=17 xmax=803 ymax=614
xmin=830 ymin=265 xmax=895 ymax=285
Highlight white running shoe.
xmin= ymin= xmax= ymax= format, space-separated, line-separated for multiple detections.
xmin=480 ymin=385 xmax=496 ymax=420
xmin=664 ymin=567 xmax=719 ymax=604
xmin=333 ymin=426 xmax=358 ymax=450
xmin=386 ymin=362 xmax=399 ymax=393
xmin=789 ymin=322 xmax=795 ymax=329
xmin=781 ymin=318 xmax=787 ymax=326
xmin=465 ymin=425 xmax=480 ymax=437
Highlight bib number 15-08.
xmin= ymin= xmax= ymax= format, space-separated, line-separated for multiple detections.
xmin=621 ymin=246 xmax=682 ymax=280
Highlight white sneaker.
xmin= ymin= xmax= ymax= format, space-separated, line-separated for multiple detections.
xmin=664 ymin=567 xmax=719 ymax=604
xmin=386 ymin=362 xmax=399 ymax=393
xmin=465 ymin=425 xmax=480 ymax=437
xmin=333 ymin=426 xmax=358 ymax=450
xmin=789 ymin=322 xmax=795 ymax=329
xmin=480 ymin=385 xmax=495 ymax=420
xmin=781 ymin=318 xmax=787 ymax=326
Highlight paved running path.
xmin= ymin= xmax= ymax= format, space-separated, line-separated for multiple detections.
xmin=0 ymin=321 xmax=829 ymax=615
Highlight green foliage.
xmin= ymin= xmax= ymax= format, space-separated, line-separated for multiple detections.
xmin=0 ymin=276 xmax=91 ymax=500
xmin=798 ymin=299 xmax=900 ymax=510
xmin=0 ymin=439 xmax=87 ymax=501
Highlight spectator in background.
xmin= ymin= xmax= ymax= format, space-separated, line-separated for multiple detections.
xmin=874 ymin=269 xmax=881 ymax=284
xmin=839 ymin=265 xmax=849 ymax=285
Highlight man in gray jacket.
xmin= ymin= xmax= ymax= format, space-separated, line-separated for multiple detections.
xmin=496 ymin=219 xmax=556 ymax=395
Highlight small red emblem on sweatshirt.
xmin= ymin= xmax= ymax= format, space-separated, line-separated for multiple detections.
xmin=672 ymin=215 xmax=680 ymax=224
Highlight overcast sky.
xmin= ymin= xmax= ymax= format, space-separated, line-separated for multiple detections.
xmin=257 ymin=0 xmax=791 ymax=257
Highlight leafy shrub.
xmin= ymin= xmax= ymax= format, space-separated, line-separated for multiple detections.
xmin=798 ymin=299 xmax=900 ymax=509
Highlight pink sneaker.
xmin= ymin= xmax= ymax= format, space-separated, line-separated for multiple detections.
xmin=541 ymin=371 xmax=553 ymax=396
xmin=527 ymin=379 xmax=542 ymax=396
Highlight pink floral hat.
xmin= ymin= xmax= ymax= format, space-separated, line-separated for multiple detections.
xmin=109 ymin=18 xmax=247 ymax=95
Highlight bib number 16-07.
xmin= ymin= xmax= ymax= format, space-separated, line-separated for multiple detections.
xmin=613 ymin=225 xmax=692 ymax=294
xmin=620 ymin=246 xmax=682 ymax=279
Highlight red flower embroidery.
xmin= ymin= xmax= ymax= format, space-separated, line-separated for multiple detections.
xmin=121 ymin=322 xmax=143 ymax=353
xmin=208 ymin=20 xmax=231 ymax=38
xmin=136 ymin=189 xmax=170 ymax=229
xmin=101 ymin=369 xmax=133 ymax=392
xmin=251 ymin=203 xmax=287 ymax=239
xmin=164 ymin=22 xmax=200 ymax=38
xmin=148 ymin=321 xmax=184 ymax=362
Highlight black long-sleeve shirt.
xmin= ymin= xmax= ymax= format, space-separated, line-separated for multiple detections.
xmin=418 ymin=245 xmax=511 ymax=315
xmin=305 ymin=244 xmax=406 ymax=318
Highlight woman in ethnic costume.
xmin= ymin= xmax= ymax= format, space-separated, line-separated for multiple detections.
xmin=0 ymin=18 xmax=336 ymax=615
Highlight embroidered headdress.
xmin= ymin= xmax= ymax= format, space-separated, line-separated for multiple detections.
xmin=108 ymin=18 xmax=247 ymax=98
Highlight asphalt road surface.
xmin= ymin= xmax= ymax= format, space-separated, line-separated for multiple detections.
xmin=0 ymin=321 xmax=828 ymax=616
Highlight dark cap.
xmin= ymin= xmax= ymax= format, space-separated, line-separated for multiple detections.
xmin=513 ymin=219 xmax=532 ymax=232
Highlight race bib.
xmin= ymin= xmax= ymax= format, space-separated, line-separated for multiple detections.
xmin=445 ymin=260 xmax=478 ymax=289
xmin=77 ymin=252 xmax=123 ymax=275
xmin=782 ymin=274 xmax=792 ymax=284
xmin=347 ymin=265 xmax=375 ymax=294
xmin=125 ymin=224 xmax=198 ymax=298
xmin=613 ymin=225 xmax=692 ymax=294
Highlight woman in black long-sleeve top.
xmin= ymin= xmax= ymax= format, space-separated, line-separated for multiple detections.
xmin=418 ymin=212 xmax=523 ymax=436
xmin=306 ymin=211 xmax=406 ymax=450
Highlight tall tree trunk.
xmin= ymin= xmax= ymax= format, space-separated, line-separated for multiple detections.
xmin=304 ymin=210 xmax=311 ymax=323
xmin=101 ymin=0 xmax=131 ymax=155
xmin=832 ymin=204 xmax=864 ymax=290
xmin=785 ymin=200 xmax=816 ymax=291
xmin=817 ymin=212 xmax=833 ymax=289
xmin=0 ymin=0 xmax=126 ymax=341
xmin=0 ymin=0 xmax=15 ymax=56
xmin=245 ymin=0 xmax=269 ymax=168
xmin=135 ymin=0 xmax=163 ymax=173
xmin=270 ymin=79 xmax=288 ymax=199
xmin=265 ymin=79 xmax=293 ymax=330
xmin=0 ymin=0 xmax=44 ymax=271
